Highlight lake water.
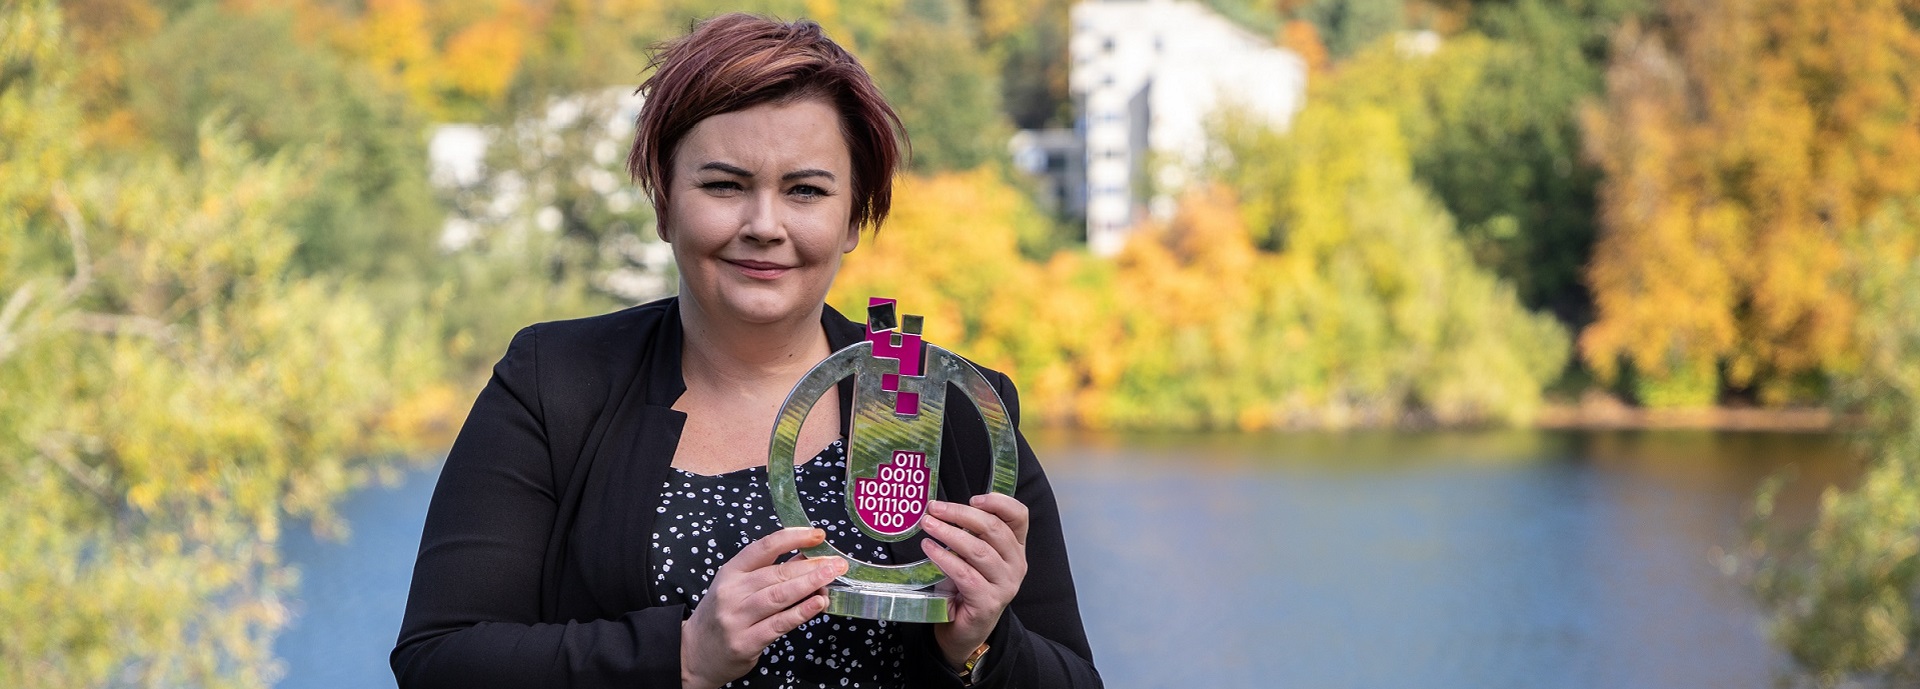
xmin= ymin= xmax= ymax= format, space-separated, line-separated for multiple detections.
xmin=275 ymin=430 xmax=1857 ymax=688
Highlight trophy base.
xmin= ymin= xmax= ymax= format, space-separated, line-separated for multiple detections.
xmin=824 ymin=583 xmax=951 ymax=623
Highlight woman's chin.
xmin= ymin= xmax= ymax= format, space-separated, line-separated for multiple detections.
xmin=701 ymin=288 xmax=820 ymax=326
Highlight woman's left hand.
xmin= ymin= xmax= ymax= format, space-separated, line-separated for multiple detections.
xmin=920 ymin=493 xmax=1030 ymax=671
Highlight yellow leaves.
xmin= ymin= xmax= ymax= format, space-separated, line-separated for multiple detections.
xmin=127 ymin=482 xmax=162 ymax=514
xmin=970 ymin=0 xmax=1048 ymax=47
xmin=804 ymin=0 xmax=851 ymax=43
xmin=355 ymin=0 xmax=435 ymax=102
xmin=379 ymin=382 xmax=470 ymax=450
xmin=1581 ymin=0 xmax=1920 ymax=402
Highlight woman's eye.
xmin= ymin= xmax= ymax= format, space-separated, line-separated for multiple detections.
xmin=699 ymin=180 xmax=742 ymax=193
xmin=789 ymin=185 xmax=828 ymax=200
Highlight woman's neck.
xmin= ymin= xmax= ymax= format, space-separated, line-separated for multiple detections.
xmin=676 ymin=296 xmax=832 ymax=395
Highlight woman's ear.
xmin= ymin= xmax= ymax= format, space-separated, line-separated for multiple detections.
xmin=841 ymin=221 xmax=861 ymax=254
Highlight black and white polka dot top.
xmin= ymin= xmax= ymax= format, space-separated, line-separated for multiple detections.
xmin=650 ymin=438 xmax=906 ymax=688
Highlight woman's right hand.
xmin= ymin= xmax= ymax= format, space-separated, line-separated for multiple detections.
xmin=680 ymin=527 xmax=847 ymax=689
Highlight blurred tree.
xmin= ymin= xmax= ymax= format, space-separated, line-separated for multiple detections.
xmin=1192 ymin=1 xmax=1634 ymax=335
xmin=125 ymin=4 xmax=441 ymax=279
xmin=1206 ymin=94 xmax=1569 ymax=427
xmin=1317 ymin=0 xmax=1640 ymax=327
xmin=975 ymin=0 xmax=1073 ymax=128
xmin=1 ymin=4 xmax=445 ymax=687
xmin=1751 ymin=198 xmax=1920 ymax=684
xmin=53 ymin=0 xmax=165 ymax=148
xmin=1421 ymin=0 xmax=1614 ymax=323
xmin=1579 ymin=0 xmax=1920 ymax=408
xmin=864 ymin=0 xmax=1011 ymax=172
xmin=1202 ymin=0 xmax=1283 ymax=34
xmin=499 ymin=0 xmax=671 ymax=118
xmin=1299 ymin=0 xmax=1405 ymax=57
xmin=1279 ymin=19 xmax=1332 ymax=73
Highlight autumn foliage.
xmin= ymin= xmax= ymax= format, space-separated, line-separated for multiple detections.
xmin=1579 ymin=0 xmax=1920 ymax=407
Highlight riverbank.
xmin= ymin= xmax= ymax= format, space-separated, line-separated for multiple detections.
xmin=1535 ymin=392 xmax=1839 ymax=432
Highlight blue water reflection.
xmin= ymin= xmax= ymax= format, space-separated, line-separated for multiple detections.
xmin=276 ymin=431 xmax=1852 ymax=689
xmin=277 ymin=458 xmax=441 ymax=689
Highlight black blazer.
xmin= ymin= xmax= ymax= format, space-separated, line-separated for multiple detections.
xmin=392 ymin=297 xmax=1101 ymax=688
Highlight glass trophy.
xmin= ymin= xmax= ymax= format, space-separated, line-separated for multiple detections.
xmin=765 ymin=297 xmax=1019 ymax=624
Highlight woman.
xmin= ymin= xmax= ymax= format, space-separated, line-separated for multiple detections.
xmin=391 ymin=14 xmax=1101 ymax=689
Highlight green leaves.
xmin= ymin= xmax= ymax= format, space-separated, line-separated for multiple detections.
xmin=126 ymin=4 xmax=440 ymax=280
xmin=1752 ymin=198 xmax=1920 ymax=683
xmin=864 ymin=0 xmax=1012 ymax=173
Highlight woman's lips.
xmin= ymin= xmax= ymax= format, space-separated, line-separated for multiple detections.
xmin=725 ymin=259 xmax=792 ymax=279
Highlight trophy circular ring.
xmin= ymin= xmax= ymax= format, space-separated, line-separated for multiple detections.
xmin=766 ymin=338 xmax=1021 ymax=624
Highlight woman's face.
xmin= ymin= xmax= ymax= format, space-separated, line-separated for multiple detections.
xmin=663 ymin=98 xmax=859 ymax=328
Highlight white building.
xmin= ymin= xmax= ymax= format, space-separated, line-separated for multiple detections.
xmin=1068 ymin=0 xmax=1307 ymax=255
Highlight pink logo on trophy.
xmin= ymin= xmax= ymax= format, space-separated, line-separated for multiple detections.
xmin=864 ymin=297 xmax=925 ymax=416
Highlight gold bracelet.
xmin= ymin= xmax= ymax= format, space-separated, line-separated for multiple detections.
xmin=957 ymin=642 xmax=990 ymax=685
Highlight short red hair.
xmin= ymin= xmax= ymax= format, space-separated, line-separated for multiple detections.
xmin=628 ymin=14 xmax=908 ymax=233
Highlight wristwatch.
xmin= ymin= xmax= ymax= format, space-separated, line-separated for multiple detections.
xmin=957 ymin=642 xmax=990 ymax=686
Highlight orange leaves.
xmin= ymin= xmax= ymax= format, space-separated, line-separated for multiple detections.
xmin=441 ymin=8 xmax=531 ymax=101
xmin=255 ymin=0 xmax=546 ymax=116
xmin=1280 ymin=20 xmax=1330 ymax=74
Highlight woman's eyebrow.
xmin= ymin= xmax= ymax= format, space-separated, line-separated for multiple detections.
xmin=698 ymin=161 xmax=752 ymax=176
xmin=781 ymin=168 xmax=836 ymax=183
xmin=694 ymin=162 xmax=834 ymax=184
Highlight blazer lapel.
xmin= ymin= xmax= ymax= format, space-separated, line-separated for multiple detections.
xmin=559 ymin=300 xmax=689 ymax=618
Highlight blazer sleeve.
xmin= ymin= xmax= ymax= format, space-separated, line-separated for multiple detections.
xmin=908 ymin=372 xmax=1104 ymax=688
xmin=390 ymin=326 xmax=685 ymax=688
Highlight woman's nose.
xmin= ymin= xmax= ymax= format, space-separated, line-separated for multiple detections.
xmin=740 ymin=189 xmax=785 ymax=244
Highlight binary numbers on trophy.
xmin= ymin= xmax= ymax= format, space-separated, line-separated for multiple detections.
xmin=852 ymin=450 xmax=930 ymax=535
